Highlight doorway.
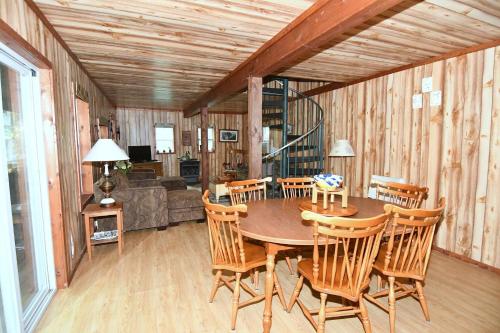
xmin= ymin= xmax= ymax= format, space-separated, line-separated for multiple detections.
xmin=0 ymin=43 xmax=56 ymax=332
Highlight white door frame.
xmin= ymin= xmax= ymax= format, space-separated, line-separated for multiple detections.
xmin=0 ymin=42 xmax=56 ymax=333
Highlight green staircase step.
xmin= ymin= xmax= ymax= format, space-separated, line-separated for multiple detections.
xmin=268 ymin=124 xmax=284 ymax=130
xmin=288 ymin=145 xmax=318 ymax=152
xmin=288 ymin=168 xmax=323 ymax=176
xmin=287 ymin=134 xmax=301 ymax=141
xmin=262 ymin=99 xmax=284 ymax=109
xmin=262 ymin=112 xmax=284 ymax=120
xmin=263 ymin=87 xmax=285 ymax=96
xmin=288 ymin=156 xmax=323 ymax=163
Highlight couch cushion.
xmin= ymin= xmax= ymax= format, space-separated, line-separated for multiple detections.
xmin=167 ymin=190 xmax=203 ymax=209
xmin=161 ymin=176 xmax=187 ymax=191
xmin=128 ymin=169 xmax=156 ymax=180
xmin=169 ymin=208 xmax=205 ymax=223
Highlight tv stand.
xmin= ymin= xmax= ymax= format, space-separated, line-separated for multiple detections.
xmin=132 ymin=161 xmax=163 ymax=177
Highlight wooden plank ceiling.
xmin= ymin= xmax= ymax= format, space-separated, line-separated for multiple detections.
xmin=34 ymin=0 xmax=500 ymax=113
xmin=33 ymin=0 xmax=314 ymax=111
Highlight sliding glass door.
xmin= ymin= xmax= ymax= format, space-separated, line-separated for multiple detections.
xmin=0 ymin=43 xmax=56 ymax=332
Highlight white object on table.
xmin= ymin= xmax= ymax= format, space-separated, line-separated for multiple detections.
xmin=368 ymin=175 xmax=407 ymax=199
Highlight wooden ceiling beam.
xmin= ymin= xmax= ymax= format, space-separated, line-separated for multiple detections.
xmin=300 ymin=39 xmax=500 ymax=97
xmin=183 ymin=0 xmax=405 ymax=117
xmin=184 ymin=0 xmax=402 ymax=117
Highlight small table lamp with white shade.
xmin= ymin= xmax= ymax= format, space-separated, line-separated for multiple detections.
xmin=83 ymin=139 xmax=129 ymax=207
xmin=328 ymin=139 xmax=355 ymax=186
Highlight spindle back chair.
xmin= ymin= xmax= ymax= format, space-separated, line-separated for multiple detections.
xmin=277 ymin=177 xmax=314 ymax=198
xmin=203 ymin=190 xmax=248 ymax=268
xmin=226 ymin=177 xmax=271 ymax=205
xmin=276 ymin=177 xmax=315 ymax=274
xmin=373 ymin=181 xmax=428 ymax=209
xmin=202 ymin=190 xmax=286 ymax=330
xmin=288 ymin=211 xmax=389 ymax=333
xmin=365 ymin=198 xmax=446 ymax=333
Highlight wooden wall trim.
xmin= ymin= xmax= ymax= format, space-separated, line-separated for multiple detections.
xmin=302 ymin=39 xmax=500 ymax=97
xmin=40 ymin=68 xmax=68 ymax=288
xmin=200 ymin=106 xmax=209 ymax=192
xmin=0 ymin=19 xmax=51 ymax=69
xmin=184 ymin=0 xmax=404 ymax=117
xmin=23 ymin=0 xmax=115 ymax=107
xmin=0 ymin=17 xmax=68 ymax=288
xmin=432 ymin=246 xmax=500 ymax=275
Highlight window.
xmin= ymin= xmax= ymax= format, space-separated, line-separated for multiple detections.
xmin=155 ymin=125 xmax=175 ymax=153
xmin=262 ymin=126 xmax=270 ymax=154
xmin=198 ymin=127 xmax=215 ymax=152
xmin=263 ymin=126 xmax=270 ymax=144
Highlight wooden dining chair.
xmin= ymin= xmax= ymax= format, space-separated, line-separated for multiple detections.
xmin=288 ymin=210 xmax=390 ymax=333
xmin=277 ymin=177 xmax=314 ymax=275
xmin=202 ymin=190 xmax=286 ymax=330
xmin=226 ymin=177 xmax=272 ymax=205
xmin=277 ymin=177 xmax=314 ymax=198
xmin=372 ymin=181 xmax=428 ymax=209
xmin=364 ymin=198 xmax=445 ymax=333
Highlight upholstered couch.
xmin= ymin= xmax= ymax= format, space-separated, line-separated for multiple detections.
xmin=167 ymin=189 xmax=205 ymax=225
xmin=159 ymin=175 xmax=205 ymax=225
xmin=94 ymin=169 xmax=205 ymax=231
xmin=94 ymin=170 xmax=169 ymax=231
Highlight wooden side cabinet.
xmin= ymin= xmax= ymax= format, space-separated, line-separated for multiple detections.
xmin=132 ymin=161 xmax=163 ymax=176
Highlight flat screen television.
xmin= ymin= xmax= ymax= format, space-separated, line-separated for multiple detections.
xmin=128 ymin=145 xmax=152 ymax=162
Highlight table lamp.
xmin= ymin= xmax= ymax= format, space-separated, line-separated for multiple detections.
xmin=83 ymin=139 xmax=129 ymax=207
xmin=328 ymin=139 xmax=355 ymax=185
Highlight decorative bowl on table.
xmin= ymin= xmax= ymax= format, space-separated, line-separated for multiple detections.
xmin=313 ymin=174 xmax=344 ymax=190
xmin=311 ymin=174 xmax=349 ymax=209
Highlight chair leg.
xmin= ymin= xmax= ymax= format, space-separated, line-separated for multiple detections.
xmin=377 ymin=275 xmax=383 ymax=291
xmin=287 ymin=275 xmax=304 ymax=312
xmin=296 ymin=252 xmax=303 ymax=277
xmin=209 ymin=270 xmax=222 ymax=303
xmin=253 ymin=269 xmax=259 ymax=290
xmin=359 ymin=294 xmax=372 ymax=333
xmin=231 ymin=273 xmax=242 ymax=330
xmin=415 ymin=280 xmax=430 ymax=321
xmin=285 ymin=256 xmax=294 ymax=275
xmin=273 ymin=272 xmax=287 ymax=310
xmin=388 ymin=276 xmax=396 ymax=333
xmin=317 ymin=293 xmax=327 ymax=333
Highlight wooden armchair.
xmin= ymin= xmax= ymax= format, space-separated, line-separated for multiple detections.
xmin=373 ymin=181 xmax=428 ymax=209
xmin=277 ymin=177 xmax=314 ymax=198
xmin=226 ymin=177 xmax=271 ymax=205
xmin=288 ymin=210 xmax=389 ymax=333
xmin=202 ymin=190 xmax=286 ymax=330
xmin=365 ymin=198 xmax=445 ymax=333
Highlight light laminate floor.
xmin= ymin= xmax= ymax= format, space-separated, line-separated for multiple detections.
xmin=37 ymin=222 xmax=500 ymax=333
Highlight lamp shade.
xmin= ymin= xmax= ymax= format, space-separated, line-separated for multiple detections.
xmin=83 ymin=139 xmax=129 ymax=162
xmin=329 ymin=139 xmax=355 ymax=157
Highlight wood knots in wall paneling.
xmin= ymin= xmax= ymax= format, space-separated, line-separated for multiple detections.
xmin=318 ymin=46 xmax=500 ymax=268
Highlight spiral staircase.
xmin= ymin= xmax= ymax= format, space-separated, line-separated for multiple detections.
xmin=261 ymin=78 xmax=324 ymax=196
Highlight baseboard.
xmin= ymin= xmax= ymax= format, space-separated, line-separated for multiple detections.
xmin=432 ymin=245 xmax=500 ymax=275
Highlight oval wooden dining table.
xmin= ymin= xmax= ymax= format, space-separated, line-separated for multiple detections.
xmin=239 ymin=196 xmax=386 ymax=333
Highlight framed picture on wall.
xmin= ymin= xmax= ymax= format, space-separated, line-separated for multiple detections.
xmin=219 ymin=129 xmax=238 ymax=142
xmin=182 ymin=131 xmax=192 ymax=146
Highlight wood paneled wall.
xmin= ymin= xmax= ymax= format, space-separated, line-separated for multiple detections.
xmin=0 ymin=1 xmax=115 ymax=281
xmin=116 ymin=108 xmax=247 ymax=179
xmin=311 ymin=46 xmax=499 ymax=268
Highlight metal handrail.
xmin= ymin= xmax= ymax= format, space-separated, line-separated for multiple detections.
xmin=262 ymin=83 xmax=324 ymax=160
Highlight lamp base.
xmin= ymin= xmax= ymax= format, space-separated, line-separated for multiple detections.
xmin=99 ymin=197 xmax=116 ymax=208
